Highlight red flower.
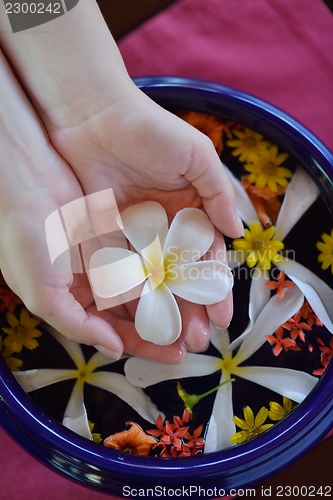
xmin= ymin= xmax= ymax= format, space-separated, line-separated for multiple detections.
xmin=282 ymin=311 xmax=312 ymax=342
xmin=300 ymin=300 xmax=323 ymax=327
xmin=266 ymin=326 xmax=299 ymax=356
xmin=0 ymin=274 xmax=22 ymax=313
xmin=265 ymin=271 xmax=295 ymax=299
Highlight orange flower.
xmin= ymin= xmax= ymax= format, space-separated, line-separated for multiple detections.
xmin=266 ymin=326 xmax=299 ymax=356
xmin=265 ymin=271 xmax=295 ymax=299
xmin=241 ymin=176 xmax=284 ymax=227
xmin=103 ymin=422 xmax=156 ymax=456
xmin=282 ymin=311 xmax=312 ymax=342
xmin=147 ymin=410 xmax=204 ymax=457
xmin=300 ymin=300 xmax=323 ymax=327
xmin=0 ymin=274 xmax=22 ymax=313
xmin=176 ymin=110 xmax=233 ymax=155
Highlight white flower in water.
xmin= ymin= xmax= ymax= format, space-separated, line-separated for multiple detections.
xmin=89 ymin=201 xmax=233 ymax=345
xmin=125 ymin=286 xmax=318 ymax=453
xmin=227 ymin=167 xmax=333 ymax=337
xmin=14 ymin=327 xmax=161 ymax=440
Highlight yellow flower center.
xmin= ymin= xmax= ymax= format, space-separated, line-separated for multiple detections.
xmin=263 ymin=161 xmax=277 ymax=175
xmin=253 ymin=239 xmax=265 ymax=251
xmin=248 ymin=427 xmax=261 ymax=438
xmin=245 ymin=137 xmax=257 ymax=148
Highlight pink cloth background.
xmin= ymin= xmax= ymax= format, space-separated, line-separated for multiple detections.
xmin=1 ymin=0 xmax=333 ymax=498
xmin=119 ymin=0 xmax=333 ymax=153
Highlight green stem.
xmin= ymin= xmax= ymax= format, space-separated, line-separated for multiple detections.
xmin=177 ymin=378 xmax=235 ymax=416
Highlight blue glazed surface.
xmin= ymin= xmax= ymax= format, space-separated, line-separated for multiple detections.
xmin=1 ymin=77 xmax=333 ymax=497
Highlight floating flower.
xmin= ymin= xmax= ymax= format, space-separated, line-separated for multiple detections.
xmin=232 ymin=221 xmax=284 ymax=270
xmin=125 ymin=287 xmax=318 ymax=452
xmin=2 ymin=309 xmax=42 ymax=353
xmin=88 ymin=421 xmax=102 ymax=444
xmin=89 ymin=201 xmax=233 ymax=345
xmin=316 ymin=229 xmax=333 ymax=274
xmin=282 ymin=311 xmax=312 ymax=343
xmin=268 ymin=396 xmax=295 ymax=421
xmin=147 ymin=410 xmax=204 ymax=457
xmin=265 ymin=271 xmax=295 ymax=299
xmin=266 ymin=326 xmax=299 ymax=356
xmin=227 ymin=167 xmax=333 ymax=336
xmin=230 ymin=406 xmax=273 ymax=444
xmin=0 ymin=336 xmax=22 ymax=371
xmin=244 ymin=145 xmax=292 ymax=192
xmin=14 ymin=326 xmax=161 ymax=440
xmin=226 ymin=128 xmax=270 ymax=163
xmin=241 ymin=177 xmax=284 ymax=227
xmin=300 ymin=300 xmax=323 ymax=327
xmin=104 ymin=422 xmax=156 ymax=456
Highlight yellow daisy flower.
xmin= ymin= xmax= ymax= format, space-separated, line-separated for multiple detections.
xmin=316 ymin=229 xmax=333 ymax=274
xmin=88 ymin=421 xmax=103 ymax=444
xmin=244 ymin=145 xmax=292 ymax=192
xmin=0 ymin=336 xmax=23 ymax=371
xmin=232 ymin=221 xmax=284 ymax=270
xmin=226 ymin=128 xmax=270 ymax=162
xmin=230 ymin=406 xmax=273 ymax=444
xmin=2 ymin=308 xmax=42 ymax=353
xmin=268 ymin=397 xmax=295 ymax=421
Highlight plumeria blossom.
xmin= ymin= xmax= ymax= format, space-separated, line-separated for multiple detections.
xmin=13 ymin=326 xmax=161 ymax=440
xmin=89 ymin=201 xmax=233 ymax=345
xmin=125 ymin=286 xmax=318 ymax=452
xmin=227 ymin=166 xmax=333 ymax=335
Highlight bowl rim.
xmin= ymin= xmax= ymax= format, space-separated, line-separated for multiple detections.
xmin=1 ymin=76 xmax=333 ymax=494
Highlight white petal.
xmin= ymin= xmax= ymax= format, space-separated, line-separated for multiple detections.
xmin=204 ymin=371 xmax=236 ymax=452
xmin=234 ymin=286 xmax=304 ymax=365
xmin=277 ymin=258 xmax=333 ymax=333
xmin=45 ymin=325 xmax=85 ymax=367
xmin=163 ymin=208 xmax=214 ymax=266
xmin=275 ymin=167 xmax=319 ymax=241
xmin=135 ymin=282 xmax=181 ymax=345
xmin=225 ymin=167 xmax=259 ymax=227
xmin=88 ymin=372 xmax=162 ymax=424
xmin=209 ymin=322 xmax=230 ymax=356
xmin=124 ymin=353 xmax=220 ymax=388
xmin=89 ymin=248 xmax=146 ymax=298
xmin=62 ymin=379 xmax=92 ymax=439
xmin=119 ymin=201 xmax=169 ymax=248
xmin=227 ymin=250 xmax=245 ymax=269
xmin=86 ymin=351 xmax=123 ymax=372
xmin=228 ymin=270 xmax=270 ymax=353
xmin=166 ymin=261 xmax=233 ymax=305
xmin=14 ymin=368 xmax=76 ymax=392
xmin=233 ymin=366 xmax=318 ymax=403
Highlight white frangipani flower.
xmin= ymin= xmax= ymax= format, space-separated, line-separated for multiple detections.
xmin=89 ymin=201 xmax=233 ymax=345
xmin=14 ymin=327 xmax=161 ymax=440
xmin=125 ymin=286 xmax=318 ymax=453
xmin=227 ymin=167 xmax=333 ymax=334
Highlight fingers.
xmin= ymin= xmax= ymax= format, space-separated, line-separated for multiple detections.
xmin=184 ymin=132 xmax=244 ymax=239
xmin=205 ymin=228 xmax=234 ymax=328
xmin=177 ymin=298 xmax=210 ymax=352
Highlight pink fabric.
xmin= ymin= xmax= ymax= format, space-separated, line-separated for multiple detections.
xmin=119 ymin=0 xmax=333 ymax=153
xmin=1 ymin=0 xmax=333 ymax=498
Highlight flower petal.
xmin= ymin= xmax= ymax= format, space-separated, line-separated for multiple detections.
xmin=45 ymin=325 xmax=86 ymax=368
xmin=165 ymin=261 xmax=233 ymax=305
xmin=89 ymin=248 xmax=146 ymax=298
xmin=62 ymin=379 xmax=92 ymax=439
xmin=210 ymin=323 xmax=230 ymax=356
xmin=86 ymin=350 xmax=123 ymax=372
xmin=14 ymin=368 xmax=76 ymax=392
xmin=225 ymin=168 xmax=259 ymax=227
xmin=119 ymin=201 xmax=169 ymax=248
xmin=234 ymin=286 xmax=304 ymax=365
xmin=277 ymin=258 xmax=333 ymax=333
xmin=204 ymin=371 xmax=236 ymax=452
xmin=6 ymin=311 xmax=19 ymax=329
xmin=163 ymin=208 xmax=214 ymax=266
xmin=233 ymin=366 xmax=318 ymax=403
xmin=88 ymin=371 xmax=162 ymax=424
xmin=275 ymin=168 xmax=319 ymax=241
xmin=228 ymin=270 xmax=270 ymax=354
xmin=135 ymin=282 xmax=181 ymax=345
xmin=124 ymin=353 xmax=219 ymax=388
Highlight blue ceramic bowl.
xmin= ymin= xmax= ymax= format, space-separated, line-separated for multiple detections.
xmin=1 ymin=77 xmax=333 ymax=498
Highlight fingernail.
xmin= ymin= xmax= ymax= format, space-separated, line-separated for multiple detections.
xmin=235 ymin=214 xmax=244 ymax=237
xmin=95 ymin=344 xmax=122 ymax=360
